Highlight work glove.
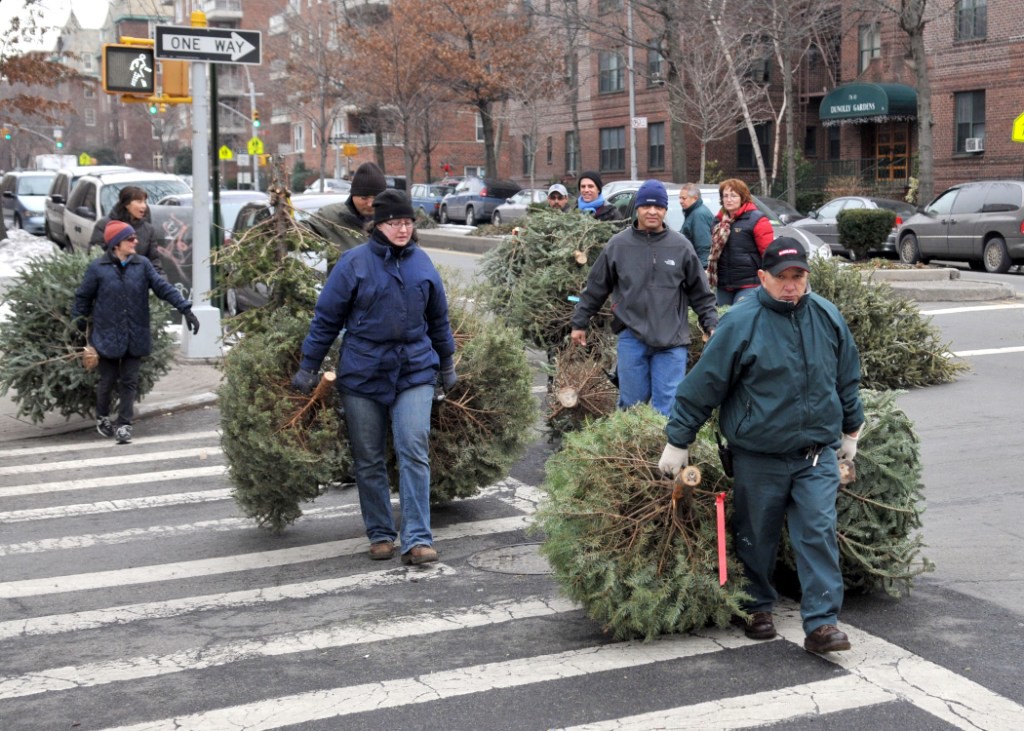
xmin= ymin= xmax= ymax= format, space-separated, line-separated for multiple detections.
xmin=290 ymin=368 xmax=319 ymax=396
xmin=184 ymin=310 xmax=200 ymax=335
xmin=658 ymin=443 xmax=689 ymax=479
xmin=837 ymin=433 xmax=859 ymax=461
xmin=440 ymin=358 xmax=457 ymax=391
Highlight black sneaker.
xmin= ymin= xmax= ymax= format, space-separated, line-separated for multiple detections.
xmin=115 ymin=425 xmax=133 ymax=444
xmin=97 ymin=417 xmax=115 ymax=438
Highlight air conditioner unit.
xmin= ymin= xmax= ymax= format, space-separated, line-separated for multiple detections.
xmin=650 ymin=72 xmax=665 ymax=86
xmin=965 ymin=137 xmax=985 ymax=152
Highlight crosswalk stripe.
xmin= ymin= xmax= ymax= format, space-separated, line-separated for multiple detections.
xmin=0 ymin=595 xmax=577 ymax=701
xmin=0 ymin=446 xmax=223 ymax=476
xmin=0 ymin=563 xmax=457 ymax=641
xmin=0 ymin=488 xmax=233 ymax=523
xmin=96 ymin=630 xmax=739 ymax=731
xmin=0 ymin=431 xmax=221 ymax=459
xmin=0 ymin=466 xmax=227 ymax=498
xmin=556 ymin=675 xmax=896 ymax=729
xmin=0 ymin=514 xmax=530 ymax=599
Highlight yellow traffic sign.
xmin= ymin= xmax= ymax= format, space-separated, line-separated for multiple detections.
xmin=79 ymin=152 xmax=91 ymax=165
xmin=1013 ymin=112 xmax=1024 ymax=143
xmin=247 ymin=137 xmax=264 ymax=155
xmin=219 ymin=145 xmax=233 ymax=161
xmin=342 ymin=143 xmax=358 ymax=157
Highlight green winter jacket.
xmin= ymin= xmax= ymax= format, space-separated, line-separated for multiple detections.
xmin=666 ymin=286 xmax=863 ymax=454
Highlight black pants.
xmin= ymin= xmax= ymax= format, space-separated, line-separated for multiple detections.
xmin=96 ymin=355 xmax=143 ymax=427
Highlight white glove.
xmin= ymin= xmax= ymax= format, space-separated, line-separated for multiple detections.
xmin=837 ymin=433 xmax=858 ymax=461
xmin=658 ymin=443 xmax=689 ymax=478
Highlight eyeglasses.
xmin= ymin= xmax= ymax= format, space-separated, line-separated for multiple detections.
xmin=382 ymin=220 xmax=414 ymax=230
xmin=548 ymin=194 xmax=565 ymax=200
xmin=124 ymin=235 xmax=138 ymax=242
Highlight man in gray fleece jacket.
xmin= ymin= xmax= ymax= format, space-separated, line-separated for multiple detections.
xmin=571 ymin=179 xmax=718 ymax=416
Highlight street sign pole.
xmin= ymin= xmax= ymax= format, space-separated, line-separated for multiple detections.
xmin=180 ymin=11 xmax=221 ymax=359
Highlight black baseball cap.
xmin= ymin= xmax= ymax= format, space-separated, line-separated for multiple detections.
xmin=761 ymin=237 xmax=809 ymax=275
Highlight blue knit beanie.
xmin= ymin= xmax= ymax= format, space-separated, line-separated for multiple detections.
xmin=635 ymin=179 xmax=668 ymax=209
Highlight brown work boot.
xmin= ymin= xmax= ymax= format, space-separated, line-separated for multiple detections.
xmin=741 ymin=611 xmax=777 ymax=640
xmin=368 ymin=540 xmax=395 ymax=560
xmin=804 ymin=624 xmax=852 ymax=653
xmin=401 ymin=545 xmax=439 ymax=565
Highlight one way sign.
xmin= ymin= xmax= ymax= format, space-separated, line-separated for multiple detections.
xmin=155 ymin=26 xmax=261 ymax=65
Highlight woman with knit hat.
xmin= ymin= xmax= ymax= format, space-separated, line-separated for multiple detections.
xmin=88 ymin=186 xmax=165 ymax=276
xmin=291 ymin=189 xmax=456 ymax=566
xmin=73 ymin=221 xmax=200 ymax=444
xmin=575 ymin=170 xmax=623 ymax=222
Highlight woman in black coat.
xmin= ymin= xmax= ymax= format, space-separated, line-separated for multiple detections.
xmin=73 ymin=221 xmax=199 ymax=444
xmin=88 ymin=185 xmax=165 ymax=276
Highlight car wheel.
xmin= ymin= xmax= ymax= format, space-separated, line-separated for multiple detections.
xmin=440 ymin=206 xmax=449 ymax=224
xmin=492 ymin=211 xmax=501 ymax=225
xmin=465 ymin=207 xmax=475 ymax=227
xmin=983 ymin=236 xmax=1011 ymax=274
xmin=898 ymin=233 xmax=922 ymax=265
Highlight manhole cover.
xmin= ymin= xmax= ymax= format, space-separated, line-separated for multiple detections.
xmin=468 ymin=542 xmax=553 ymax=575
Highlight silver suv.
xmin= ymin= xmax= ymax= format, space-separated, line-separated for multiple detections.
xmin=897 ymin=180 xmax=1024 ymax=273
xmin=2 ymin=170 xmax=56 ymax=236
xmin=45 ymin=165 xmax=134 ymax=248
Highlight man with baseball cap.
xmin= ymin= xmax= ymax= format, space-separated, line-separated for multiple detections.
xmin=571 ymin=180 xmax=718 ymax=416
xmin=659 ymin=236 xmax=864 ymax=654
xmin=546 ymin=183 xmax=571 ymax=211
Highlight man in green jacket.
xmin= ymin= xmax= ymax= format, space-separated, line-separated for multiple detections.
xmin=303 ymin=162 xmax=387 ymax=264
xmin=659 ymin=237 xmax=864 ymax=654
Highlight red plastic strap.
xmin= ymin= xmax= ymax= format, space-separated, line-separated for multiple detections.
xmin=716 ymin=492 xmax=727 ymax=586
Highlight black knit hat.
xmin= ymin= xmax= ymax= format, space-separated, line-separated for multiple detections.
xmin=578 ymin=170 xmax=604 ymax=192
xmin=350 ymin=162 xmax=387 ymax=197
xmin=372 ymin=189 xmax=415 ymax=224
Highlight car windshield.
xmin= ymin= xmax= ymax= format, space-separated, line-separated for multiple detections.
xmin=101 ymin=179 xmax=191 ymax=215
xmin=16 ymin=175 xmax=55 ymax=196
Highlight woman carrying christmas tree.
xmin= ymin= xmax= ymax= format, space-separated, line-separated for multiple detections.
xmin=291 ymin=190 xmax=456 ymax=565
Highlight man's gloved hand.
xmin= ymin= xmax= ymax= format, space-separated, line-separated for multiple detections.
xmin=440 ymin=358 xmax=457 ymax=391
xmin=184 ymin=310 xmax=200 ymax=335
xmin=658 ymin=443 xmax=689 ymax=478
xmin=290 ymin=368 xmax=319 ymax=396
xmin=837 ymin=433 xmax=859 ymax=461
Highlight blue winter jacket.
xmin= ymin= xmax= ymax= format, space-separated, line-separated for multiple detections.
xmin=666 ymin=286 xmax=863 ymax=455
xmin=300 ymin=230 xmax=456 ymax=405
xmin=73 ymin=251 xmax=192 ymax=359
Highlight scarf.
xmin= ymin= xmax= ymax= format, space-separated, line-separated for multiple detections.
xmin=706 ymin=211 xmax=733 ymax=288
xmin=577 ymin=193 xmax=606 ymax=214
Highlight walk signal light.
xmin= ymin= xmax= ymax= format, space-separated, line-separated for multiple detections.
xmin=252 ymin=110 xmax=260 ymax=128
xmin=103 ymin=44 xmax=156 ymax=95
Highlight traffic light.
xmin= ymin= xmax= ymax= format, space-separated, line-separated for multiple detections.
xmin=55 ymin=140 xmax=64 ymax=149
xmin=252 ymin=110 xmax=260 ymax=128
xmin=103 ymin=44 xmax=156 ymax=95
xmin=149 ymin=102 xmax=159 ymax=114
xmin=2 ymin=127 xmax=10 ymax=140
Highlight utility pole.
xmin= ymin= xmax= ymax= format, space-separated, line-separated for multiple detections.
xmin=626 ymin=1 xmax=638 ymax=180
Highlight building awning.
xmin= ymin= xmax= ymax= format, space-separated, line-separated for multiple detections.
xmin=819 ymin=83 xmax=917 ymax=126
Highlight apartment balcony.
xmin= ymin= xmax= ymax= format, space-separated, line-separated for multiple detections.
xmin=203 ymin=0 xmax=243 ymax=22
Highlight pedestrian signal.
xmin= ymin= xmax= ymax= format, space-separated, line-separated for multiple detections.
xmin=103 ymin=44 xmax=156 ymax=95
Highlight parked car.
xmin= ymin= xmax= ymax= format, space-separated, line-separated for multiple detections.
xmin=439 ymin=177 xmax=522 ymax=226
xmin=788 ymin=195 xmax=914 ymax=258
xmin=757 ymin=196 xmax=806 ymax=224
xmin=897 ymin=179 xmax=1024 ymax=273
xmin=605 ymin=182 xmax=832 ymax=260
xmin=2 ymin=170 xmax=57 ymax=236
xmin=62 ymin=170 xmax=191 ymax=253
xmin=44 ymin=165 xmax=135 ymax=247
xmin=410 ymin=183 xmax=455 ymax=221
xmin=152 ymin=190 xmax=269 ymax=247
xmin=491 ymin=188 xmax=547 ymax=225
xmin=385 ymin=175 xmax=407 ymax=191
xmin=303 ymin=178 xmax=350 ymax=195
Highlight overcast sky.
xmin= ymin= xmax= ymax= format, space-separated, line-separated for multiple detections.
xmin=1 ymin=1 xmax=110 ymax=49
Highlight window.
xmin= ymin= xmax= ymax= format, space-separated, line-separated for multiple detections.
xmin=738 ymin=122 xmax=771 ymax=169
xmin=475 ymin=114 xmax=485 ymax=142
xmin=598 ymin=0 xmax=622 ymax=11
xmin=522 ymin=134 xmax=535 ymax=175
xmin=546 ymin=136 xmax=553 ymax=165
xmin=85 ymin=108 xmax=96 ymax=127
xmin=804 ymin=126 xmax=817 ymax=157
xmin=565 ymin=52 xmax=578 ymax=86
xmin=647 ymin=45 xmax=664 ymax=86
xmin=84 ymin=85 xmax=95 ymax=99
xmin=648 ymin=122 xmax=665 ymax=170
xmin=293 ymin=123 xmax=305 ymax=152
xmin=828 ymin=126 xmax=840 ymax=159
xmin=599 ymin=127 xmax=625 ymax=172
xmin=858 ymin=25 xmax=881 ymax=73
xmin=83 ymin=54 xmax=94 ymax=72
xmin=954 ymin=90 xmax=985 ymax=153
xmin=152 ymin=152 xmax=164 ymax=171
xmin=599 ymin=51 xmax=625 ymax=93
xmin=464 ymin=165 xmax=485 ymax=177
xmin=956 ymin=0 xmax=987 ymax=41
xmin=565 ymin=131 xmax=578 ymax=174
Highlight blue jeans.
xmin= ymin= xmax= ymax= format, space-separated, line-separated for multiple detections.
xmin=616 ymin=329 xmax=688 ymax=416
xmin=716 ymin=286 xmax=758 ymax=307
xmin=342 ymin=384 xmax=434 ymax=551
xmin=731 ymin=447 xmax=844 ymax=634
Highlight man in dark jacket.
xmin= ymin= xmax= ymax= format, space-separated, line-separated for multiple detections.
xmin=679 ymin=183 xmax=713 ymax=268
xmin=571 ymin=179 xmax=718 ymax=416
xmin=303 ymin=162 xmax=387 ymax=262
xmin=73 ymin=221 xmax=199 ymax=444
xmin=88 ymin=186 xmax=165 ymax=276
xmin=575 ymin=170 xmax=623 ymax=222
xmin=659 ymin=237 xmax=864 ymax=654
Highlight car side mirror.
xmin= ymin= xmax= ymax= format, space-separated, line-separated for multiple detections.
xmin=50 ymin=194 xmax=65 ymax=204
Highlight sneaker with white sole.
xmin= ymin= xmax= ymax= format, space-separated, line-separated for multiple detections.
xmin=97 ymin=416 xmax=115 ymax=438
xmin=115 ymin=425 xmax=133 ymax=444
